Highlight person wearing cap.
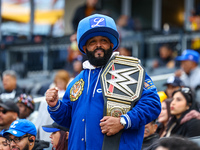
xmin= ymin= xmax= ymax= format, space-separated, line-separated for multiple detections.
xmin=0 ymin=70 xmax=23 ymax=102
xmin=163 ymin=76 xmax=185 ymax=98
xmin=0 ymin=100 xmax=19 ymax=131
xmin=175 ymin=49 xmax=200 ymax=90
xmin=16 ymin=94 xmax=38 ymax=124
xmin=0 ymin=130 xmax=10 ymax=150
xmin=3 ymin=119 xmax=37 ymax=150
xmin=45 ymin=14 xmax=161 ymax=150
xmin=42 ymin=122 xmax=69 ymax=150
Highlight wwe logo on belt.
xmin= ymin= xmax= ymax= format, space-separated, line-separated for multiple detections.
xmin=90 ymin=17 xmax=106 ymax=28
xmin=107 ymin=67 xmax=138 ymax=96
xmin=101 ymin=55 xmax=145 ymax=116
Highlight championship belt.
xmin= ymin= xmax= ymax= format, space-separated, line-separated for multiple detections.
xmin=101 ymin=55 xmax=145 ymax=150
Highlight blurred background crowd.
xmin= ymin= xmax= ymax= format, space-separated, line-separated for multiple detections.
xmin=0 ymin=0 xmax=200 ymax=149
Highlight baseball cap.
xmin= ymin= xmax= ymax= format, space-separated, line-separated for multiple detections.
xmin=77 ymin=14 xmax=119 ymax=54
xmin=42 ymin=122 xmax=69 ymax=133
xmin=17 ymin=94 xmax=35 ymax=112
xmin=3 ymin=119 xmax=37 ymax=137
xmin=163 ymin=76 xmax=184 ymax=87
xmin=175 ymin=49 xmax=199 ymax=64
xmin=0 ymin=100 xmax=19 ymax=115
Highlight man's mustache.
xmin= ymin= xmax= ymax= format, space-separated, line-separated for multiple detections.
xmin=94 ymin=47 xmax=105 ymax=52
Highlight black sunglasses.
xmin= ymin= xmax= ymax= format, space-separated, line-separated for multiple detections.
xmin=0 ymin=109 xmax=8 ymax=114
xmin=180 ymin=87 xmax=191 ymax=94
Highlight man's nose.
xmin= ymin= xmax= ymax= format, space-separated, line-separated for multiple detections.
xmin=96 ymin=41 xmax=101 ymax=47
xmin=10 ymin=140 xmax=16 ymax=146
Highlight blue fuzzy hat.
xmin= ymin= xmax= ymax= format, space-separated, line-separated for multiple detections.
xmin=77 ymin=14 xmax=119 ymax=54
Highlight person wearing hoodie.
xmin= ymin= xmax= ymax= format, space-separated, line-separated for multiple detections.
xmin=45 ymin=14 xmax=161 ymax=150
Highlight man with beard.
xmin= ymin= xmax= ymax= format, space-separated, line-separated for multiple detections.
xmin=3 ymin=119 xmax=37 ymax=150
xmin=0 ymin=100 xmax=19 ymax=131
xmin=45 ymin=14 xmax=161 ymax=150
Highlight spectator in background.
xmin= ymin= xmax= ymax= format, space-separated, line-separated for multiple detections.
xmin=72 ymin=56 xmax=83 ymax=77
xmin=35 ymin=70 xmax=72 ymax=142
xmin=16 ymin=94 xmax=38 ymax=124
xmin=42 ymin=122 xmax=69 ymax=150
xmin=165 ymin=87 xmax=200 ymax=138
xmin=190 ymin=5 xmax=200 ymax=52
xmin=163 ymin=76 xmax=184 ymax=98
xmin=3 ymin=119 xmax=37 ymax=150
xmin=0 ymin=130 xmax=10 ymax=150
xmin=118 ymin=47 xmax=132 ymax=56
xmin=155 ymin=136 xmax=200 ymax=150
xmin=65 ymin=41 xmax=86 ymax=76
xmin=116 ymin=15 xmax=135 ymax=38
xmin=72 ymin=0 xmax=100 ymax=32
xmin=156 ymin=98 xmax=172 ymax=138
xmin=0 ymin=70 xmax=23 ymax=102
xmin=142 ymin=120 xmax=159 ymax=150
xmin=70 ymin=0 xmax=100 ymax=42
xmin=0 ymin=101 xmax=19 ymax=131
xmin=175 ymin=49 xmax=200 ymax=90
xmin=49 ymin=70 xmax=72 ymax=98
xmin=152 ymin=44 xmax=175 ymax=69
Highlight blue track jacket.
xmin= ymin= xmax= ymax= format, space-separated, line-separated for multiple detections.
xmin=48 ymin=55 xmax=161 ymax=150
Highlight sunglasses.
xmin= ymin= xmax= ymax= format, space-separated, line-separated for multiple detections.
xmin=180 ymin=87 xmax=191 ymax=94
xmin=0 ymin=109 xmax=8 ymax=114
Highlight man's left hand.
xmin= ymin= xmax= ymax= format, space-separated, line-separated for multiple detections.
xmin=100 ymin=116 xmax=124 ymax=136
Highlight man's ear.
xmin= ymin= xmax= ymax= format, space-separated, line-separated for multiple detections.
xmin=28 ymin=135 xmax=35 ymax=143
xmin=111 ymin=43 xmax=114 ymax=49
xmin=66 ymin=131 xmax=69 ymax=140
xmin=153 ymin=124 xmax=158 ymax=132
xmin=12 ymin=112 xmax=18 ymax=120
xmin=83 ymin=46 xmax=86 ymax=53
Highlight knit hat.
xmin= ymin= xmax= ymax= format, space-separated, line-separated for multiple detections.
xmin=17 ymin=94 xmax=34 ymax=112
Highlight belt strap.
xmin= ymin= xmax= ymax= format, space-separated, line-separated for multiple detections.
xmin=102 ymin=130 xmax=123 ymax=150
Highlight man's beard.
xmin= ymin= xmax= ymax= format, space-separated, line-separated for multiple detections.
xmin=86 ymin=46 xmax=113 ymax=67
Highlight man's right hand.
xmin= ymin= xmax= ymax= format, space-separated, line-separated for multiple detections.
xmin=45 ymin=87 xmax=59 ymax=107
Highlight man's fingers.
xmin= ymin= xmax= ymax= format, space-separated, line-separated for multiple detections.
xmin=100 ymin=116 xmax=110 ymax=122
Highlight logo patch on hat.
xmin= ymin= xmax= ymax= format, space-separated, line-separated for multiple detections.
xmin=188 ymin=55 xmax=194 ymax=60
xmin=12 ymin=131 xmax=17 ymax=134
xmin=10 ymin=121 xmax=18 ymax=128
xmin=90 ymin=17 xmax=106 ymax=28
xmin=70 ymin=79 xmax=84 ymax=101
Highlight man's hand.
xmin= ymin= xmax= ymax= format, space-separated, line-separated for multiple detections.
xmin=174 ymin=69 xmax=183 ymax=77
xmin=100 ymin=116 xmax=124 ymax=136
xmin=45 ymin=87 xmax=59 ymax=107
xmin=180 ymin=110 xmax=200 ymax=124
